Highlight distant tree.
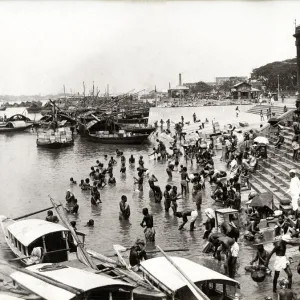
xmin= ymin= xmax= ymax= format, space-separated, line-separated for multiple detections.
xmin=251 ymin=58 xmax=297 ymax=92
xmin=218 ymin=77 xmax=242 ymax=94
xmin=190 ymin=81 xmax=212 ymax=93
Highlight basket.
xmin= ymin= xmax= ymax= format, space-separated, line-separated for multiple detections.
xmin=251 ymin=270 xmax=266 ymax=282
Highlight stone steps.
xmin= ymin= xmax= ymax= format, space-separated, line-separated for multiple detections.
xmin=247 ymin=105 xmax=288 ymax=116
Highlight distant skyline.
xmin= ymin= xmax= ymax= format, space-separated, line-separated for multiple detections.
xmin=0 ymin=1 xmax=299 ymax=95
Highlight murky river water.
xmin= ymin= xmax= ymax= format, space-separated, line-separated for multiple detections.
xmin=0 ymin=105 xmax=299 ymax=300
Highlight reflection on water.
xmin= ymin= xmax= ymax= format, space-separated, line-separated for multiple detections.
xmin=0 ymin=106 xmax=296 ymax=299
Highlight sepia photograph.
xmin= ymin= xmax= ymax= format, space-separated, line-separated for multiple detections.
xmin=0 ymin=1 xmax=300 ymax=299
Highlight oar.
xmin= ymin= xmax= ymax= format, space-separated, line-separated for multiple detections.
xmin=157 ymin=245 xmax=210 ymax=300
xmin=8 ymin=248 xmax=71 ymax=262
xmin=13 ymin=205 xmax=62 ymax=221
xmin=107 ymin=246 xmax=189 ymax=257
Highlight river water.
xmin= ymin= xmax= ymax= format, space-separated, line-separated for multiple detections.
xmin=0 ymin=105 xmax=299 ymax=300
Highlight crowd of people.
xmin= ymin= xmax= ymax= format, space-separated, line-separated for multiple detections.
xmin=41 ymin=109 xmax=300 ymax=299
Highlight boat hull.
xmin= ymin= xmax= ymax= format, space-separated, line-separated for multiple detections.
xmin=37 ymin=140 xmax=74 ymax=149
xmin=89 ymin=134 xmax=148 ymax=145
xmin=0 ymin=125 xmax=32 ymax=133
xmin=117 ymin=125 xmax=155 ymax=135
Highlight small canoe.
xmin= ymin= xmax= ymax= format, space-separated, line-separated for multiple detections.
xmin=89 ymin=133 xmax=149 ymax=145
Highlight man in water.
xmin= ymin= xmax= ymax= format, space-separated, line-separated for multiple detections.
xmin=119 ymin=195 xmax=130 ymax=220
xmin=108 ymin=173 xmax=116 ymax=184
xmin=70 ymin=177 xmax=77 ymax=185
xmin=120 ymin=163 xmax=126 ymax=174
xmin=148 ymin=174 xmax=158 ymax=191
xmin=140 ymin=208 xmax=155 ymax=242
xmin=65 ymin=198 xmax=79 ymax=214
xmin=265 ymin=236 xmax=294 ymax=292
xmin=180 ymin=167 xmax=189 ymax=196
xmin=152 ymin=185 xmax=163 ymax=203
xmin=129 ymin=154 xmax=135 ymax=164
xmin=65 ymin=190 xmax=75 ymax=203
xmin=45 ymin=210 xmax=59 ymax=223
xmin=129 ymin=239 xmax=147 ymax=267
xmin=164 ymin=184 xmax=172 ymax=213
xmin=176 ymin=208 xmax=198 ymax=231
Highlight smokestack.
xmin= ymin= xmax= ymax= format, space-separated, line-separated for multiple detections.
xmin=179 ymin=73 xmax=182 ymax=86
xmin=169 ymin=82 xmax=171 ymax=89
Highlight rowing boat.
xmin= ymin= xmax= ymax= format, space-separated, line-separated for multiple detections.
xmin=89 ymin=132 xmax=149 ymax=145
xmin=0 ymin=216 xmax=82 ymax=266
xmin=10 ymin=263 xmax=134 ymax=300
xmin=139 ymin=257 xmax=240 ymax=300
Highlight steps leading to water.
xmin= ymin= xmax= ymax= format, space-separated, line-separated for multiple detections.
xmin=246 ymin=105 xmax=289 ymax=116
xmin=247 ymin=111 xmax=296 ymax=209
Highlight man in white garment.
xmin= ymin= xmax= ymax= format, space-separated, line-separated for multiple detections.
xmin=286 ymin=169 xmax=300 ymax=218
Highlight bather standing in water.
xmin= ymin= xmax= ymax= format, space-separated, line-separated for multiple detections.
xmin=140 ymin=208 xmax=155 ymax=242
xmin=119 ymin=195 xmax=130 ymax=220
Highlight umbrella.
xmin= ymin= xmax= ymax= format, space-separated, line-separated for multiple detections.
xmin=254 ymin=136 xmax=269 ymax=145
xmin=249 ymin=192 xmax=273 ymax=210
xmin=268 ymin=117 xmax=279 ymax=125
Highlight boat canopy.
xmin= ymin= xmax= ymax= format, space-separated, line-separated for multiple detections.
xmin=140 ymin=257 xmax=239 ymax=293
xmin=7 ymin=219 xmax=69 ymax=247
xmin=10 ymin=263 xmax=134 ymax=300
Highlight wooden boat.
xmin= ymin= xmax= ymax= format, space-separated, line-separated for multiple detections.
xmin=117 ymin=123 xmax=156 ymax=135
xmin=10 ymin=263 xmax=134 ymax=300
xmin=48 ymin=197 xmax=166 ymax=300
xmin=36 ymin=104 xmax=75 ymax=149
xmin=0 ymin=121 xmax=32 ymax=133
xmin=27 ymin=106 xmax=42 ymax=113
xmin=139 ymin=257 xmax=239 ymax=300
xmin=89 ymin=131 xmax=149 ymax=145
xmin=0 ymin=216 xmax=82 ymax=266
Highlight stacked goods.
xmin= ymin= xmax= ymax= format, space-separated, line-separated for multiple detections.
xmin=37 ymin=128 xmax=73 ymax=144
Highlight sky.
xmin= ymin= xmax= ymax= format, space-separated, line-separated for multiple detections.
xmin=0 ymin=0 xmax=299 ymax=95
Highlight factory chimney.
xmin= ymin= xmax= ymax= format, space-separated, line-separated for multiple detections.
xmin=179 ymin=73 xmax=182 ymax=86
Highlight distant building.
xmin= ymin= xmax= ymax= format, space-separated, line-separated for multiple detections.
xmin=231 ymin=82 xmax=259 ymax=99
xmin=216 ymin=76 xmax=248 ymax=85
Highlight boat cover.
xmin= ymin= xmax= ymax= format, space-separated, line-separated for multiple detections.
xmin=7 ymin=219 xmax=68 ymax=246
xmin=10 ymin=263 xmax=134 ymax=300
xmin=140 ymin=257 xmax=239 ymax=293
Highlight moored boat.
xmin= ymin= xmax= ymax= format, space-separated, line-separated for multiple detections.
xmin=10 ymin=263 xmax=135 ymax=300
xmin=27 ymin=106 xmax=42 ymax=114
xmin=139 ymin=257 xmax=240 ymax=300
xmin=0 ymin=105 xmax=6 ymax=111
xmin=0 ymin=121 xmax=32 ymax=133
xmin=89 ymin=131 xmax=149 ymax=145
xmin=117 ymin=123 xmax=156 ymax=135
xmin=36 ymin=127 xmax=74 ymax=149
xmin=0 ymin=216 xmax=81 ymax=266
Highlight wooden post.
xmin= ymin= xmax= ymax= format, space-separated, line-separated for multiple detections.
xmin=13 ymin=205 xmax=62 ymax=220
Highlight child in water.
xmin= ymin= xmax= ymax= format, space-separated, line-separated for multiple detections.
xmin=277 ymin=278 xmax=297 ymax=300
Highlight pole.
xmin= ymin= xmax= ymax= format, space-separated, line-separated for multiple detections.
xmin=63 ymin=85 xmax=66 ymax=100
xmin=83 ymin=81 xmax=86 ymax=97
xmin=156 ymin=245 xmax=210 ymax=300
xmin=13 ymin=205 xmax=62 ymax=221
xmin=277 ymin=74 xmax=280 ymax=101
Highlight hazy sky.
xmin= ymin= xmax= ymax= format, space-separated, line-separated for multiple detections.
xmin=0 ymin=1 xmax=299 ymax=95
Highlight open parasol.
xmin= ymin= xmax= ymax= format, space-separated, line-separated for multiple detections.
xmin=249 ymin=192 xmax=274 ymax=210
xmin=253 ymin=136 xmax=269 ymax=145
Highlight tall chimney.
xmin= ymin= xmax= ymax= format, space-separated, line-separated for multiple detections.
xmin=179 ymin=73 xmax=182 ymax=86
xmin=169 ymin=82 xmax=171 ymax=89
